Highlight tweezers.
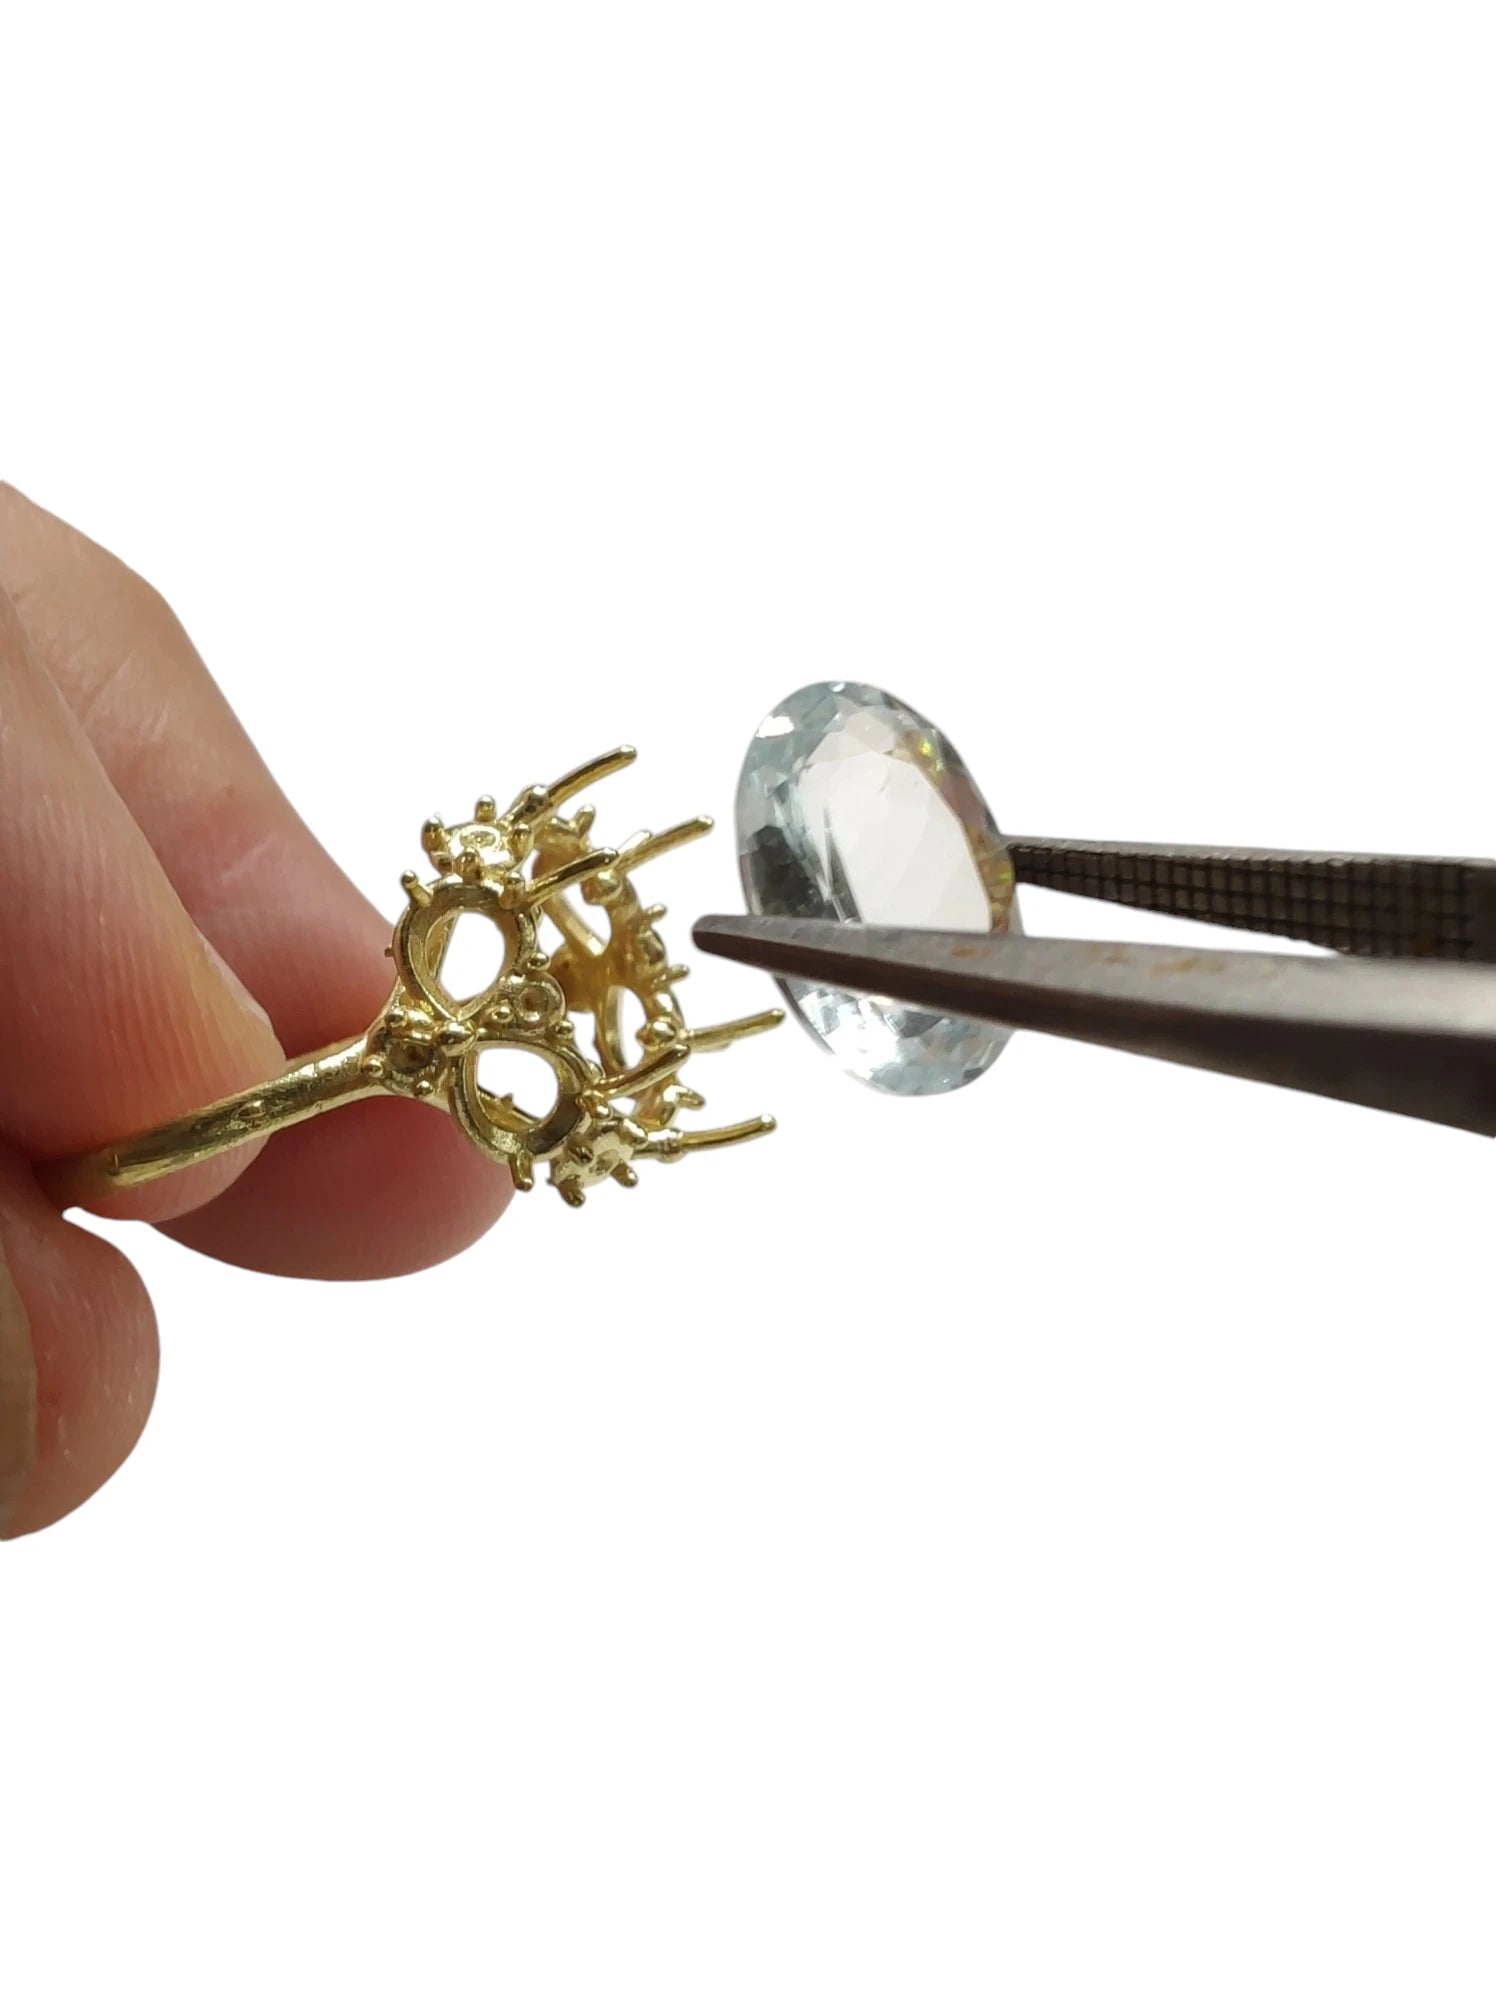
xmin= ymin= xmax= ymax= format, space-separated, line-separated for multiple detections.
xmin=693 ymin=839 xmax=1496 ymax=1136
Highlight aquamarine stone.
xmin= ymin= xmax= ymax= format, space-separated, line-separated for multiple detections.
xmin=735 ymin=681 xmax=1018 ymax=1095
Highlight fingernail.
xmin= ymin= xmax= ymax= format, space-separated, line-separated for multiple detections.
xmin=0 ymin=1237 xmax=37 ymax=1535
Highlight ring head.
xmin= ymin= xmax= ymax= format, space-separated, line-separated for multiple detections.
xmin=382 ymin=766 xmax=780 ymax=1207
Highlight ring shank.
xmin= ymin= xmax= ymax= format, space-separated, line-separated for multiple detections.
xmin=42 ymin=1036 xmax=379 ymax=1207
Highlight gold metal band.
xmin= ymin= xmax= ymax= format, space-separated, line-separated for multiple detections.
xmin=50 ymin=1037 xmax=377 ymax=1206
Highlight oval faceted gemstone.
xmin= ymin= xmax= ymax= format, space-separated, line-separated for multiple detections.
xmin=735 ymin=681 xmax=1018 ymax=1095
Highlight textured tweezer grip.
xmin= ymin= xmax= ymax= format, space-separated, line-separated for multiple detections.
xmin=1007 ymin=840 xmax=1496 ymax=963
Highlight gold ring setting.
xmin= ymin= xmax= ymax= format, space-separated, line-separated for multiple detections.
xmin=59 ymin=747 xmax=781 ymax=1210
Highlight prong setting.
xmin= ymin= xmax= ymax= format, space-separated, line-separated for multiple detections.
xmin=374 ymin=751 xmax=778 ymax=1206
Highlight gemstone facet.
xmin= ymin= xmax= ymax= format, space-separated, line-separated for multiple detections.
xmin=735 ymin=681 xmax=1018 ymax=1095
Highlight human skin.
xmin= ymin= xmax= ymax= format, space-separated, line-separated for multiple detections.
xmin=0 ymin=484 xmax=513 ymax=1538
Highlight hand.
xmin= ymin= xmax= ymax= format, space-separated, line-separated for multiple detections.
xmin=0 ymin=486 xmax=512 ymax=1539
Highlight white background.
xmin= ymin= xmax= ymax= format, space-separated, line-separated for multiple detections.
xmin=4 ymin=5 xmax=1495 ymax=1994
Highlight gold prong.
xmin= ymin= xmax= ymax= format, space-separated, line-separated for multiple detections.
xmin=504 ymin=783 xmax=548 ymax=827
xmin=642 ymin=1116 xmax=774 ymax=1162
xmin=400 ymin=870 xmax=431 ymax=908
xmin=612 ymin=1164 xmax=639 ymax=1188
xmin=674 ymin=1115 xmax=776 ymax=1154
xmin=649 ymin=962 xmax=690 ymax=990
xmin=702 ymin=1115 xmax=774 ymax=1148
xmin=619 ymin=816 xmax=714 ymax=871
xmin=528 ymin=848 xmax=621 ymax=904
xmin=421 ymin=815 xmax=450 ymax=858
xmin=512 ymin=1151 xmax=535 ymax=1192
xmin=601 ymin=1042 xmax=689 ymax=1097
xmin=696 ymin=1120 xmax=776 ymax=1152
xmin=686 ymin=1008 xmax=785 ymax=1053
xmin=558 ymin=1181 xmax=586 ymax=1208
xmin=474 ymin=795 xmax=497 ymax=823
xmin=573 ymin=804 xmax=596 ymax=838
xmin=643 ymin=903 xmax=666 ymax=924
xmin=544 ymin=746 xmax=637 ymax=813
